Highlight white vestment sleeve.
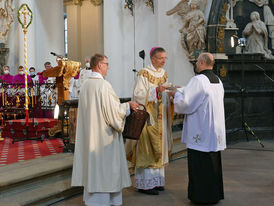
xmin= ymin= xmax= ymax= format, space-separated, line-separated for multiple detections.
xmin=101 ymin=82 xmax=129 ymax=133
xmin=133 ymin=74 xmax=157 ymax=104
xmin=174 ymin=77 xmax=205 ymax=114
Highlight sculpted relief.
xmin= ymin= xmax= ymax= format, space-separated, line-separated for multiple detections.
xmin=0 ymin=0 xmax=14 ymax=44
xmin=167 ymin=0 xmax=206 ymax=59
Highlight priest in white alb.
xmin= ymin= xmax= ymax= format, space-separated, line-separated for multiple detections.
xmin=170 ymin=52 xmax=226 ymax=204
xmin=71 ymin=53 xmax=139 ymax=206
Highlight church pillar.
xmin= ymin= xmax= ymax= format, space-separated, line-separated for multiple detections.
xmin=65 ymin=0 xmax=103 ymax=65
xmin=7 ymin=0 xmax=64 ymax=73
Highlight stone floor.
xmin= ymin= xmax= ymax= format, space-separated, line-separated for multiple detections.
xmin=52 ymin=139 xmax=274 ymax=206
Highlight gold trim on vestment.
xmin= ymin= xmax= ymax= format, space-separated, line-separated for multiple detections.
xmin=138 ymin=70 xmax=167 ymax=85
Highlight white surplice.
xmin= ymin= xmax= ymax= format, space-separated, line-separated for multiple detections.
xmin=71 ymin=72 xmax=131 ymax=199
xmin=174 ymin=74 xmax=226 ymax=152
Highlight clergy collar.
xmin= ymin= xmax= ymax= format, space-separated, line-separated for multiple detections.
xmin=90 ymin=71 xmax=103 ymax=79
xmin=148 ymin=64 xmax=162 ymax=72
xmin=199 ymin=69 xmax=219 ymax=83
xmin=199 ymin=69 xmax=213 ymax=75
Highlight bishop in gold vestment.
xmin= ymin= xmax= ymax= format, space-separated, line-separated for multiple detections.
xmin=126 ymin=47 xmax=174 ymax=195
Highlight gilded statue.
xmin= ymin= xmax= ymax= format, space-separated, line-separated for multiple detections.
xmin=0 ymin=0 xmax=14 ymax=44
xmin=167 ymin=0 xmax=206 ymax=59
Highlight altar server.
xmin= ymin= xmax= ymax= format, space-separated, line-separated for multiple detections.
xmin=171 ymin=52 xmax=226 ymax=204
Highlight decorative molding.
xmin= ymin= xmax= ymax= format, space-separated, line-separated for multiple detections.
xmin=124 ymin=0 xmax=154 ymax=16
xmin=73 ymin=0 xmax=82 ymax=5
xmin=90 ymin=0 xmax=103 ymax=6
xmin=65 ymin=0 xmax=103 ymax=6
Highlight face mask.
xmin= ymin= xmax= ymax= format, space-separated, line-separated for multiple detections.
xmin=19 ymin=71 xmax=24 ymax=75
xmin=30 ymin=72 xmax=35 ymax=76
xmin=4 ymin=70 xmax=9 ymax=74
xmin=85 ymin=62 xmax=90 ymax=68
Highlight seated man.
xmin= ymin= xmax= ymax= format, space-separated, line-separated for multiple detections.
xmin=13 ymin=66 xmax=33 ymax=87
xmin=36 ymin=62 xmax=56 ymax=118
xmin=29 ymin=67 xmax=39 ymax=83
xmin=37 ymin=62 xmax=55 ymax=84
xmin=0 ymin=65 xmax=13 ymax=84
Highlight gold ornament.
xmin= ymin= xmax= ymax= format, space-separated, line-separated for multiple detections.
xmin=220 ymin=65 xmax=227 ymax=78
xmin=90 ymin=0 xmax=103 ymax=6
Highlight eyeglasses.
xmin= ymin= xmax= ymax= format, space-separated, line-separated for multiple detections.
xmin=100 ymin=62 xmax=109 ymax=66
xmin=155 ymin=57 xmax=168 ymax=60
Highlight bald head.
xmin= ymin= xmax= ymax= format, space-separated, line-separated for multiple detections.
xmin=195 ymin=52 xmax=215 ymax=73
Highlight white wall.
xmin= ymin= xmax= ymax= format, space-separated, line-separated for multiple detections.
xmin=7 ymin=0 xmax=64 ymax=74
xmin=104 ymin=0 xmax=196 ymax=98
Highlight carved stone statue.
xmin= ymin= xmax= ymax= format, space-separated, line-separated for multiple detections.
xmin=167 ymin=0 xmax=206 ymax=59
xmin=249 ymin=0 xmax=274 ymax=49
xmin=0 ymin=0 xmax=14 ymax=44
xmin=226 ymin=0 xmax=240 ymax=28
xmin=242 ymin=11 xmax=273 ymax=59
xmin=166 ymin=0 xmax=189 ymax=20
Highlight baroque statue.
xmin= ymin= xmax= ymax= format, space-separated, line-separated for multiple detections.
xmin=0 ymin=0 xmax=14 ymax=44
xmin=249 ymin=0 xmax=274 ymax=49
xmin=243 ymin=11 xmax=273 ymax=59
xmin=166 ymin=0 xmax=206 ymax=59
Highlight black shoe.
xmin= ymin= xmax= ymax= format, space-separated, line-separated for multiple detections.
xmin=138 ymin=189 xmax=159 ymax=195
xmin=155 ymin=186 xmax=165 ymax=191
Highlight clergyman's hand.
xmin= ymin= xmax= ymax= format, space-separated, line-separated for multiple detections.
xmin=129 ymin=101 xmax=139 ymax=112
xmin=156 ymin=85 xmax=168 ymax=93
xmin=168 ymin=86 xmax=181 ymax=98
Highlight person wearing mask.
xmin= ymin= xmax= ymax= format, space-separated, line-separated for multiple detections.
xmin=0 ymin=65 xmax=13 ymax=84
xmin=12 ymin=66 xmax=33 ymax=87
xmin=29 ymin=67 xmax=39 ymax=83
xmin=69 ymin=57 xmax=92 ymax=99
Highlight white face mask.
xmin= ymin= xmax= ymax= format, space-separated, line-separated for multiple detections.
xmin=4 ymin=70 xmax=9 ymax=74
xmin=19 ymin=71 xmax=24 ymax=75
xmin=85 ymin=62 xmax=90 ymax=68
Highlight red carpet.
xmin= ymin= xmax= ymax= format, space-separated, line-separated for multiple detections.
xmin=0 ymin=138 xmax=64 ymax=167
xmin=2 ymin=118 xmax=58 ymax=141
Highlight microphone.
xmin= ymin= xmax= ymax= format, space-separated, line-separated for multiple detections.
xmin=139 ymin=50 xmax=145 ymax=60
xmin=50 ymin=52 xmax=63 ymax=58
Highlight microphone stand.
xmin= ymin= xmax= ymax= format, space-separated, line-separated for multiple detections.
xmin=238 ymin=46 xmax=264 ymax=148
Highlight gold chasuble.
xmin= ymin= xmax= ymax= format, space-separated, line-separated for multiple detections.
xmin=126 ymin=66 xmax=174 ymax=169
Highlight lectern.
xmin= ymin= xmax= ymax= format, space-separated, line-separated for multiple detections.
xmin=43 ymin=59 xmax=81 ymax=136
